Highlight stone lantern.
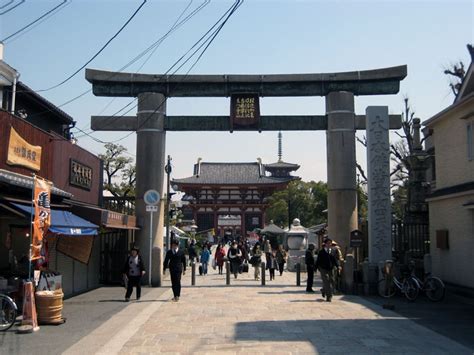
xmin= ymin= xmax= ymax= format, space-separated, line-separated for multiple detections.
xmin=285 ymin=218 xmax=309 ymax=272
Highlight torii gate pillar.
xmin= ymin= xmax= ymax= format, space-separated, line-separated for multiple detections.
xmin=135 ymin=92 xmax=166 ymax=287
xmin=326 ymin=91 xmax=358 ymax=254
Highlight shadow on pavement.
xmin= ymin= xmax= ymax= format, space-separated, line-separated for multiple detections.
xmin=341 ymin=293 xmax=474 ymax=351
xmin=233 ymin=318 xmax=470 ymax=354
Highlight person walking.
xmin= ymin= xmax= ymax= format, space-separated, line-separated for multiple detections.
xmin=200 ymin=245 xmax=210 ymax=275
xmin=331 ymin=240 xmax=344 ymax=293
xmin=163 ymin=239 xmax=187 ymax=302
xmin=264 ymin=239 xmax=272 ymax=269
xmin=122 ymin=246 xmax=146 ymax=302
xmin=227 ymin=241 xmax=242 ymax=279
xmin=315 ymin=238 xmax=339 ymax=302
xmin=305 ymin=244 xmax=316 ymax=293
xmin=268 ymin=250 xmax=277 ymax=280
xmin=215 ymin=243 xmax=226 ymax=275
xmin=188 ymin=240 xmax=197 ymax=267
xmin=250 ymin=243 xmax=263 ymax=280
xmin=276 ymin=245 xmax=287 ymax=276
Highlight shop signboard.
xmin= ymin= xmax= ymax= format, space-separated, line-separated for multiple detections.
xmin=7 ymin=127 xmax=42 ymax=171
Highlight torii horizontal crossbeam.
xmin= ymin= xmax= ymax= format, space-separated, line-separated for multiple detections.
xmin=91 ymin=114 xmax=402 ymax=131
xmin=85 ymin=66 xmax=407 ymax=97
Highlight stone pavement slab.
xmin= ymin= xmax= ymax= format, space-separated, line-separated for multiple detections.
xmin=63 ymin=267 xmax=472 ymax=354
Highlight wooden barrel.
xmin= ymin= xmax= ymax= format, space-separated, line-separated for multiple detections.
xmin=35 ymin=290 xmax=63 ymax=324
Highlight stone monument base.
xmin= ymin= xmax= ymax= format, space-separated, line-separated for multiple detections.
xmin=287 ymin=251 xmax=306 ymax=272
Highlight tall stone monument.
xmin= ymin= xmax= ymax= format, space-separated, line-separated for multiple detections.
xmin=366 ymin=106 xmax=392 ymax=263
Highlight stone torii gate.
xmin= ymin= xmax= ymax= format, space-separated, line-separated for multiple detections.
xmin=86 ymin=65 xmax=406 ymax=286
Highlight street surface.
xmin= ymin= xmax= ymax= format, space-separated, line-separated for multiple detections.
xmin=1 ymin=267 xmax=473 ymax=354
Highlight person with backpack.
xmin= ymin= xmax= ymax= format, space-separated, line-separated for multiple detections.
xmin=250 ymin=243 xmax=263 ymax=281
xmin=122 ymin=246 xmax=146 ymax=302
xmin=227 ymin=241 xmax=242 ymax=279
xmin=200 ymin=245 xmax=211 ymax=275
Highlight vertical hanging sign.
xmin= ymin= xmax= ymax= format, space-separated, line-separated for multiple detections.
xmin=32 ymin=177 xmax=52 ymax=261
xmin=230 ymin=93 xmax=260 ymax=132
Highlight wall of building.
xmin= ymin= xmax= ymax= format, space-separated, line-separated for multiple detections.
xmin=51 ymin=140 xmax=101 ymax=205
xmin=432 ymin=107 xmax=474 ymax=189
xmin=0 ymin=110 xmax=53 ymax=179
xmin=429 ymin=194 xmax=474 ymax=288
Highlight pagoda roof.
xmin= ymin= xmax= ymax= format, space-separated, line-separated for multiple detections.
xmin=173 ymin=162 xmax=295 ymax=186
xmin=265 ymin=161 xmax=300 ymax=170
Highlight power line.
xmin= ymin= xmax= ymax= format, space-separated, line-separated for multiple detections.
xmin=72 ymin=0 xmax=238 ymax=143
xmin=36 ymin=0 xmax=148 ymax=92
xmin=0 ymin=1 xmax=15 ymax=10
xmin=72 ymin=0 xmax=213 ymax=136
xmin=5 ymin=0 xmax=71 ymax=44
xmin=25 ymin=0 xmax=209 ymax=124
xmin=1 ymin=1 xmax=67 ymax=41
xmin=77 ymin=0 xmax=201 ymax=133
xmin=0 ymin=0 xmax=24 ymax=16
xmin=101 ymin=0 xmax=243 ymax=145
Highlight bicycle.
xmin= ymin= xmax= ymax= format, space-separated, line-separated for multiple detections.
xmin=378 ymin=273 xmax=419 ymax=302
xmin=406 ymin=260 xmax=446 ymax=302
xmin=0 ymin=293 xmax=17 ymax=331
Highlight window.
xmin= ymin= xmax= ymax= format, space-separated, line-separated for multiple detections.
xmin=468 ymin=121 xmax=474 ymax=161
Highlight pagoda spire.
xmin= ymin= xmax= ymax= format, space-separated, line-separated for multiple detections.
xmin=278 ymin=131 xmax=282 ymax=162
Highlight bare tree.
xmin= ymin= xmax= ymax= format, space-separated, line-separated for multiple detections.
xmin=99 ymin=143 xmax=136 ymax=198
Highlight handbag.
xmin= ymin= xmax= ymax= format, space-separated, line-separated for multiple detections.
xmin=212 ymin=258 xmax=217 ymax=270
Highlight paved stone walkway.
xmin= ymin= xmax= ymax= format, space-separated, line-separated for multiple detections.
xmin=64 ymin=266 xmax=472 ymax=355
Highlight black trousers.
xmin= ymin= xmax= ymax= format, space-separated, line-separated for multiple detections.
xmin=125 ymin=275 xmax=141 ymax=299
xmin=306 ymin=265 xmax=314 ymax=291
xmin=170 ymin=270 xmax=182 ymax=297
xmin=269 ymin=268 xmax=275 ymax=280
xmin=278 ymin=262 xmax=285 ymax=275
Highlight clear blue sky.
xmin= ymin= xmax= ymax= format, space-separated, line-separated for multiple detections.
xmin=2 ymin=0 xmax=473 ymax=183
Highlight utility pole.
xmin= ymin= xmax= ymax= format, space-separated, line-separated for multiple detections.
xmin=165 ymin=155 xmax=172 ymax=251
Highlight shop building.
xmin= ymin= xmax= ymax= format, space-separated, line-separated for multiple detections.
xmin=0 ymin=57 xmax=136 ymax=297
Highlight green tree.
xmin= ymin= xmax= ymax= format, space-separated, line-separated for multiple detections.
xmin=266 ymin=180 xmax=328 ymax=228
xmin=99 ymin=143 xmax=136 ymax=198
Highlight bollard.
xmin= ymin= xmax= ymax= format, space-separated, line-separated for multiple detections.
xmin=296 ymin=262 xmax=301 ymax=286
xmin=191 ymin=261 xmax=196 ymax=286
xmin=225 ymin=261 xmax=230 ymax=285
xmin=261 ymin=262 xmax=266 ymax=286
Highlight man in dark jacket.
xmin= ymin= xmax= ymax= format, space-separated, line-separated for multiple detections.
xmin=122 ymin=246 xmax=146 ymax=302
xmin=315 ymin=238 xmax=339 ymax=302
xmin=305 ymin=244 xmax=316 ymax=293
xmin=163 ymin=239 xmax=187 ymax=301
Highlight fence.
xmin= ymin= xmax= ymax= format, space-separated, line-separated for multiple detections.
xmin=102 ymin=196 xmax=135 ymax=215
xmin=391 ymin=221 xmax=430 ymax=260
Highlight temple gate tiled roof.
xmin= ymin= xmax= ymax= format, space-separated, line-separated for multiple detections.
xmin=173 ymin=162 xmax=297 ymax=185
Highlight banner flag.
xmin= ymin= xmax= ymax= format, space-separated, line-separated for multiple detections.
xmin=31 ymin=176 xmax=52 ymax=261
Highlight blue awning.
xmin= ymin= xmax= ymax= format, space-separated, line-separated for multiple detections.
xmin=12 ymin=203 xmax=98 ymax=236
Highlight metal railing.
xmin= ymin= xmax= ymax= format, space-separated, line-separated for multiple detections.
xmin=102 ymin=196 xmax=135 ymax=215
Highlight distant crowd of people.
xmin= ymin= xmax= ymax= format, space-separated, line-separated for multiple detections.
xmin=122 ymin=235 xmax=345 ymax=303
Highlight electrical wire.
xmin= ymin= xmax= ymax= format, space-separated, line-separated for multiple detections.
xmin=0 ymin=1 xmax=14 ymax=10
xmin=5 ymin=0 xmax=71 ymax=44
xmin=0 ymin=0 xmax=24 ymax=16
xmin=97 ymin=0 xmax=243 ymax=145
xmin=25 ymin=0 xmax=209 ymax=124
xmin=72 ymin=0 xmax=238 ymax=142
xmin=76 ymin=0 xmax=202 ymax=133
xmin=1 ymin=1 xmax=66 ymax=41
xmin=36 ymin=0 xmax=148 ymax=92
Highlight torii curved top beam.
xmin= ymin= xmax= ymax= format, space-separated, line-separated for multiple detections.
xmin=85 ymin=65 xmax=407 ymax=98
